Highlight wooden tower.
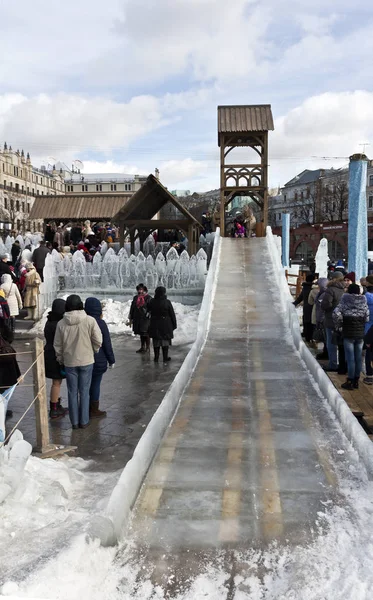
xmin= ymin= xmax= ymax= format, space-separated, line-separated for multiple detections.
xmin=218 ymin=105 xmax=274 ymax=236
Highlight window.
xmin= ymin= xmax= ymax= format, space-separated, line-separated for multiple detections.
xmin=28 ymin=221 xmax=31 ymax=230
xmin=15 ymin=183 xmax=19 ymax=193
xmin=278 ymin=213 xmax=281 ymax=221
xmin=21 ymin=185 xmax=24 ymax=193
xmin=67 ymin=185 xmax=74 ymax=192
xmin=294 ymin=191 xmax=298 ymax=201
xmin=40 ymin=177 xmax=43 ymax=185
xmin=32 ymin=188 xmax=34 ymax=195
xmin=369 ymin=175 xmax=373 ymax=187
xmin=37 ymin=190 xmax=39 ymax=195
xmin=27 ymin=203 xmax=30 ymax=212
xmin=300 ymin=191 xmax=304 ymax=200
xmin=96 ymin=184 xmax=102 ymax=191
xmin=27 ymin=187 xmax=29 ymax=194
xmin=4 ymin=198 xmax=7 ymax=210
xmin=16 ymin=200 xmax=20 ymax=211
xmin=9 ymin=182 xmax=12 ymax=189
xmin=283 ymin=194 xmax=287 ymax=202
xmin=306 ymin=187 xmax=310 ymax=199
xmin=2 ymin=164 xmax=4 ymax=172
xmin=10 ymin=199 xmax=14 ymax=210
xmin=82 ymin=184 xmax=88 ymax=192
xmin=22 ymin=202 xmax=25 ymax=212
xmin=42 ymin=191 xmax=44 ymax=195
xmin=111 ymin=184 xmax=117 ymax=191
xmin=124 ymin=183 xmax=132 ymax=191
xmin=3 ymin=180 xmax=6 ymax=189
xmin=369 ymin=196 xmax=373 ymax=209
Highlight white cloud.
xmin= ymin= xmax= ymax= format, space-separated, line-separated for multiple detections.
xmin=80 ymin=161 xmax=140 ymax=175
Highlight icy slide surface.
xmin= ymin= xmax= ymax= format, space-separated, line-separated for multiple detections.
xmin=19 ymin=239 xmax=373 ymax=599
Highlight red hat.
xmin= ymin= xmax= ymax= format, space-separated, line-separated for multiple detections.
xmin=344 ymin=272 xmax=356 ymax=283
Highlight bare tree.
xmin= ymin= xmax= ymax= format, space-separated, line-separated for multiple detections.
xmin=321 ymin=176 xmax=349 ymax=222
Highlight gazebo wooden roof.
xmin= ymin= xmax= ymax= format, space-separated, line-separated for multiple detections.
xmin=113 ymin=174 xmax=202 ymax=255
xmin=29 ymin=194 xmax=131 ymax=221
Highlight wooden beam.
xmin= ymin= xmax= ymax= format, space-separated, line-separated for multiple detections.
xmin=121 ymin=219 xmax=191 ymax=228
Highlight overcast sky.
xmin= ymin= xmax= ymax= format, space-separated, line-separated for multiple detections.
xmin=1 ymin=0 xmax=373 ymax=191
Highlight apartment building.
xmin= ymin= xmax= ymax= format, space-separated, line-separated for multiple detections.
xmin=0 ymin=143 xmax=65 ymax=232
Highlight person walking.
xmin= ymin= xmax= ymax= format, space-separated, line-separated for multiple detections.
xmin=44 ymin=299 xmax=68 ymax=420
xmin=333 ymin=284 xmax=369 ymax=390
xmin=0 ymin=274 xmax=22 ymax=333
xmin=320 ymin=272 xmax=346 ymax=372
xmin=54 ymin=294 xmax=102 ymax=429
xmin=129 ymin=284 xmax=152 ymax=353
xmin=148 ymin=286 xmax=177 ymax=363
xmin=23 ymin=263 xmax=41 ymax=320
xmin=11 ymin=240 xmax=21 ymax=270
xmin=363 ymin=275 xmax=373 ymax=384
xmin=32 ymin=240 xmax=50 ymax=281
xmin=84 ymin=297 xmax=115 ymax=418
xmin=293 ymin=273 xmax=317 ymax=343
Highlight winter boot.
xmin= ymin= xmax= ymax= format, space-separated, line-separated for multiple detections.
xmin=24 ymin=308 xmax=34 ymax=321
xmin=341 ymin=379 xmax=354 ymax=391
xmin=136 ymin=336 xmax=146 ymax=353
xmin=154 ymin=347 xmax=160 ymax=363
xmin=90 ymin=401 xmax=107 ymax=418
xmin=50 ymin=401 xmax=67 ymax=419
xmin=363 ymin=376 xmax=373 ymax=385
xmin=145 ymin=337 xmax=150 ymax=353
xmin=57 ymin=398 xmax=68 ymax=416
xmin=353 ymin=378 xmax=360 ymax=389
xmin=162 ymin=347 xmax=171 ymax=363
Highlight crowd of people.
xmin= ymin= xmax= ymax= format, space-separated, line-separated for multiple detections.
xmin=294 ymin=269 xmax=373 ymax=391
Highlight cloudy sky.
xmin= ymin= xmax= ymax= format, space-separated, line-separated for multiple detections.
xmin=1 ymin=0 xmax=373 ymax=191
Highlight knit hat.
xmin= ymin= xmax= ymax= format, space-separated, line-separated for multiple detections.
xmin=51 ymin=298 xmax=66 ymax=316
xmin=344 ymin=271 xmax=356 ymax=283
xmin=366 ymin=275 xmax=373 ymax=286
xmin=317 ymin=277 xmax=328 ymax=290
xmin=329 ymin=272 xmax=344 ymax=280
xmin=347 ymin=283 xmax=360 ymax=295
xmin=65 ymin=294 xmax=84 ymax=312
xmin=85 ymin=297 xmax=102 ymax=318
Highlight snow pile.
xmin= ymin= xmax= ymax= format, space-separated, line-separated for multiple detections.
xmin=0 ymin=431 xmax=32 ymax=504
xmin=26 ymin=300 xmax=200 ymax=347
xmin=0 ymin=451 xmax=118 ymax=588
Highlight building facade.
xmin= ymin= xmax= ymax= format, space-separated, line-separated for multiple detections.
xmin=0 ymin=143 xmax=65 ymax=233
xmin=64 ymin=171 xmax=147 ymax=195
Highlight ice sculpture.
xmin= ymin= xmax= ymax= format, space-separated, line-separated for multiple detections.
xmin=315 ymin=238 xmax=329 ymax=279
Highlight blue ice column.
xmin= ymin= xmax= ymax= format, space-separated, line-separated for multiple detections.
xmin=348 ymin=154 xmax=368 ymax=282
xmin=281 ymin=213 xmax=290 ymax=268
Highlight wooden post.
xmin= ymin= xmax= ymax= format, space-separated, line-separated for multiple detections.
xmin=262 ymin=132 xmax=269 ymax=234
xmin=220 ymin=136 xmax=226 ymax=237
xmin=32 ymin=338 xmax=76 ymax=458
xmin=32 ymin=338 xmax=50 ymax=453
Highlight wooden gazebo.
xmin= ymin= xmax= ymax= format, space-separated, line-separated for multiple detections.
xmin=113 ymin=174 xmax=202 ymax=255
xmin=218 ymin=105 xmax=274 ymax=236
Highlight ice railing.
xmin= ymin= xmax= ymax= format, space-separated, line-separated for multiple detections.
xmin=41 ymin=246 xmax=208 ymax=310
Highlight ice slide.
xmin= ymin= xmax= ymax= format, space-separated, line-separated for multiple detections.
xmin=101 ymin=237 xmax=373 ymax=596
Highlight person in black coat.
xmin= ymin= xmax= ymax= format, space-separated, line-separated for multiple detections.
xmin=44 ymin=298 xmax=68 ymax=419
xmin=148 ymin=286 xmax=177 ymax=363
xmin=129 ymin=284 xmax=152 ymax=353
xmin=0 ymin=255 xmax=17 ymax=283
xmin=85 ymin=297 xmax=115 ymax=417
xmin=0 ymin=333 xmax=21 ymax=422
xmin=293 ymin=273 xmax=317 ymax=342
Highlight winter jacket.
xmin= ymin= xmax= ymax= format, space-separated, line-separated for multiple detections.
xmin=333 ymin=294 xmax=369 ymax=340
xmin=148 ymin=295 xmax=177 ymax=340
xmin=320 ymin=280 xmax=346 ymax=329
xmin=0 ymin=261 xmax=17 ymax=283
xmin=54 ymin=310 xmax=102 ymax=368
xmin=11 ymin=244 xmax=21 ymax=265
xmin=364 ymin=287 xmax=373 ymax=334
xmin=44 ymin=300 xmax=66 ymax=380
xmin=293 ymin=282 xmax=316 ymax=323
xmin=85 ymin=297 xmax=115 ymax=374
xmin=0 ymin=274 xmax=22 ymax=317
xmin=32 ymin=245 xmax=50 ymax=271
xmin=129 ymin=293 xmax=152 ymax=335
xmin=23 ymin=267 xmax=41 ymax=308
xmin=0 ymin=338 xmax=21 ymax=393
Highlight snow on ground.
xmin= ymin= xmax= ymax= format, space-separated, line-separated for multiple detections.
xmin=0 ymin=453 xmax=119 ymax=587
xmin=26 ymin=300 xmax=200 ymax=347
xmin=6 ymin=480 xmax=373 ymax=599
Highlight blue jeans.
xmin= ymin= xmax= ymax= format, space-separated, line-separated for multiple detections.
xmin=65 ymin=364 xmax=94 ymax=426
xmin=89 ymin=371 xmax=104 ymax=404
xmin=343 ymin=339 xmax=364 ymax=380
xmin=325 ymin=327 xmax=338 ymax=370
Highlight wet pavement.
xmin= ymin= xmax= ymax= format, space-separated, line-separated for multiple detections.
xmin=114 ymin=238 xmax=364 ymax=595
xmin=7 ymin=336 xmax=189 ymax=471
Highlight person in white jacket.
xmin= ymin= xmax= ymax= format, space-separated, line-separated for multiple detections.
xmin=1 ymin=274 xmax=22 ymax=332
